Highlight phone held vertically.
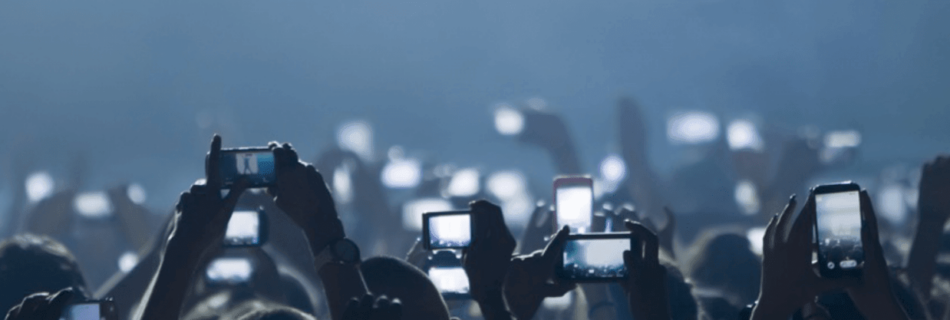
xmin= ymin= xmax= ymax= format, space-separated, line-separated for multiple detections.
xmin=813 ymin=181 xmax=864 ymax=278
xmin=557 ymin=232 xmax=633 ymax=282
xmin=422 ymin=211 xmax=472 ymax=250
xmin=553 ymin=176 xmax=594 ymax=233
xmin=215 ymin=147 xmax=277 ymax=188
xmin=223 ymin=208 xmax=267 ymax=247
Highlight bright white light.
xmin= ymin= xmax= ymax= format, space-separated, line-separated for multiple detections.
xmin=542 ymin=291 xmax=573 ymax=311
xmin=206 ymin=258 xmax=253 ymax=283
xmin=431 ymin=214 xmax=471 ymax=245
xmin=580 ymin=238 xmax=627 ymax=268
xmin=428 ymin=267 xmax=470 ymax=294
xmin=118 ymin=251 xmax=139 ymax=273
xmin=878 ymin=185 xmax=908 ymax=225
xmin=333 ymin=165 xmax=354 ymax=204
xmin=127 ymin=183 xmax=147 ymax=205
xmin=557 ymin=186 xmax=593 ymax=232
xmin=447 ymin=168 xmax=480 ymax=197
xmin=402 ymin=198 xmax=454 ymax=231
xmin=487 ymin=171 xmax=527 ymax=201
xmin=337 ymin=121 xmax=374 ymax=160
xmin=225 ymin=211 xmax=260 ymax=244
xmin=600 ymin=155 xmax=626 ymax=183
xmin=73 ymin=192 xmax=113 ymax=218
xmin=494 ymin=106 xmax=525 ymax=136
xmin=746 ymin=227 xmax=767 ymax=255
xmin=734 ymin=180 xmax=761 ymax=216
xmin=381 ymin=159 xmax=422 ymax=189
xmin=500 ymin=193 xmax=534 ymax=228
xmin=727 ymin=120 xmax=764 ymax=151
xmin=667 ymin=112 xmax=720 ymax=144
xmin=825 ymin=131 xmax=861 ymax=148
xmin=25 ymin=172 xmax=54 ymax=202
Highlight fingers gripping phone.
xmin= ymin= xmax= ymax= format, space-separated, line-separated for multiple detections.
xmin=813 ymin=182 xmax=864 ymax=278
xmin=557 ymin=232 xmax=633 ymax=282
xmin=224 ymin=208 xmax=268 ymax=247
xmin=554 ymin=176 xmax=594 ymax=233
xmin=61 ymin=299 xmax=118 ymax=320
xmin=422 ymin=211 xmax=472 ymax=250
xmin=215 ymin=148 xmax=277 ymax=188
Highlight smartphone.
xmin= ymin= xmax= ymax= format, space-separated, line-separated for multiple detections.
xmin=813 ymin=182 xmax=864 ymax=278
xmin=422 ymin=211 xmax=472 ymax=250
xmin=224 ymin=209 xmax=267 ymax=247
xmin=557 ymin=232 xmax=632 ymax=282
xmin=61 ymin=299 xmax=117 ymax=320
xmin=428 ymin=266 xmax=471 ymax=300
xmin=215 ymin=147 xmax=276 ymax=188
xmin=554 ymin=176 xmax=594 ymax=233
xmin=206 ymin=257 xmax=254 ymax=285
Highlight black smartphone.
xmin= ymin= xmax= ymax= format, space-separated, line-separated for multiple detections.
xmin=553 ymin=176 xmax=594 ymax=233
xmin=224 ymin=208 xmax=267 ymax=247
xmin=205 ymin=257 xmax=254 ymax=285
xmin=215 ymin=147 xmax=276 ymax=188
xmin=557 ymin=232 xmax=633 ymax=282
xmin=422 ymin=211 xmax=472 ymax=250
xmin=813 ymin=182 xmax=864 ymax=278
xmin=61 ymin=299 xmax=118 ymax=320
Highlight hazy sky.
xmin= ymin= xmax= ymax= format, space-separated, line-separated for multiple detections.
xmin=2 ymin=0 xmax=948 ymax=211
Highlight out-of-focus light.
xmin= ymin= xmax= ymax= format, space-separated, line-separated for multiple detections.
xmin=447 ymin=168 xmax=480 ymax=197
xmin=905 ymin=188 xmax=919 ymax=210
xmin=381 ymin=159 xmax=422 ymax=189
xmin=26 ymin=172 xmax=54 ymax=202
xmin=734 ymin=180 xmax=760 ymax=216
xmin=667 ymin=112 xmax=720 ymax=144
xmin=206 ymin=292 xmax=230 ymax=309
xmin=526 ymin=97 xmax=547 ymax=109
xmin=206 ymin=258 xmax=253 ymax=284
xmin=727 ymin=120 xmax=764 ymax=151
xmin=487 ymin=171 xmax=527 ymax=201
xmin=825 ymin=130 xmax=861 ymax=148
xmin=333 ymin=165 xmax=353 ymax=204
xmin=127 ymin=183 xmax=147 ymax=205
xmin=501 ymin=193 xmax=534 ymax=228
xmin=600 ymin=155 xmax=626 ymax=183
xmin=494 ymin=106 xmax=524 ymax=136
xmin=878 ymin=185 xmax=908 ymax=225
xmin=337 ymin=120 xmax=374 ymax=161
xmin=118 ymin=251 xmax=139 ymax=273
xmin=542 ymin=291 xmax=573 ymax=311
xmin=747 ymin=227 xmax=767 ymax=255
xmin=74 ymin=191 xmax=113 ymax=218
xmin=402 ymin=198 xmax=454 ymax=231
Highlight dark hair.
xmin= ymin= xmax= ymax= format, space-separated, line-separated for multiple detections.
xmin=0 ymin=234 xmax=87 ymax=315
xmin=686 ymin=233 xmax=761 ymax=306
xmin=231 ymin=300 xmax=315 ymax=320
xmin=360 ymin=256 xmax=450 ymax=320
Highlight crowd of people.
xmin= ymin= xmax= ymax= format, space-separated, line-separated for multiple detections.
xmin=1 ymin=99 xmax=949 ymax=320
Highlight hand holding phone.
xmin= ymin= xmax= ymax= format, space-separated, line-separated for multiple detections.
xmin=557 ymin=232 xmax=632 ymax=281
xmin=813 ymin=182 xmax=864 ymax=278
xmin=215 ymin=147 xmax=277 ymax=188
xmin=553 ymin=176 xmax=593 ymax=233
xmin=422 ymin=211 xmax=472 ymax=250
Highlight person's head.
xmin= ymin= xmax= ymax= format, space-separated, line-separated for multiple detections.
xmin=0 ymin=234 xmax=87 ymax=314
xmin=185 ymin=297 xmax=315 ymax=320
xmin=686 ymin=232 xmax=761 ymax=306
xmin=360 ymin=256 xmax=451 ymax=320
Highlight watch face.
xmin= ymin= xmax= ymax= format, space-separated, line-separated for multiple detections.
xmin=333 ymin=239 xmax=360 ymax=263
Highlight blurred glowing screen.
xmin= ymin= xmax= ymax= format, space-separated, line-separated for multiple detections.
xmin=734 ymin=180 xmax=761 ymax=216
xmin=206 ymin=258 xmax=252 ymax=283
xmin=26 ymin=171 xmax=54 ymax=202
xmin=816 ymin=191 xmax=861 ymax=239
xmin=428 ymin=267 xmax=470 ymax=294
xmin=381 ymin=159 xmax=421 ymax=188
xmin=63 ymin=303 xmax=99 ymax=320
xmin=225 ymin=211 xmax=260 ymax=245
xmin=556 ymin=186 xmax=592 ymax=231
xmin=667 ymin=112 xmax=719 ymax=144
xmin=74 ymin=192 xmax=113 ymax=218
xmin=403 ymin=198 xmax=453 ymax=231
xmin=430 ymin=214 xmax=471 ymax=247
xmin=727 ymin=120 xmax=764 ymax=151
xmin=494 ymin=106 xmax=524 ymax=136
xmin=337 ymin=120 xmax=374 ymax=160
xmin=447 ymin=168 xmax=480 ymax=197
xmin=825 ymin=131 xmax=861 ymax=148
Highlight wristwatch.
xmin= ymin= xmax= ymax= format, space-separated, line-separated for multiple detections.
xmin=314 ymin=238 xmax=361 ymax=271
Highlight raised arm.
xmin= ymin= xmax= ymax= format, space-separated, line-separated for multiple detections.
xmin=906 ymin=156 xmax=950 ymax=298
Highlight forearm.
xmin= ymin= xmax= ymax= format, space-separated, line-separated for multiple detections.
xmin=318 ymin=264 xmax=369 ymax=320
xmin=477 ymin=291 xmax=516 ymax=320
xmin=135 ymin=245 xmax=203 ymax=320
xmin=906 ymin=214 xmax=944 ymax=295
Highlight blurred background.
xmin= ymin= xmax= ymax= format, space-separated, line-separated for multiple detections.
xmin=1 ymin=2 xmax=949 ymax=316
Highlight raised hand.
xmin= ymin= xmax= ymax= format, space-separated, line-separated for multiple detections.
xmin=5 ymin=288 xmax=74 ymax=320
xmin=504 ymin=226 xmax=576 ymax=320
xmin=342 ymin=294 xmax=402 ymax=320
xmin=846 ymin=191 xmax=909 ymax=320
xmin=751 ymin=195 xmax=854 ymax=320
xmin=268 ymin=141 xmax=345 ymax=252
xmin=461 ymin=200 xmax=516 ymax=320
xmin=622 ymin=220 xmax=671 ymax=320
xmin=908 ymin=155 xmax=950 ymax=297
